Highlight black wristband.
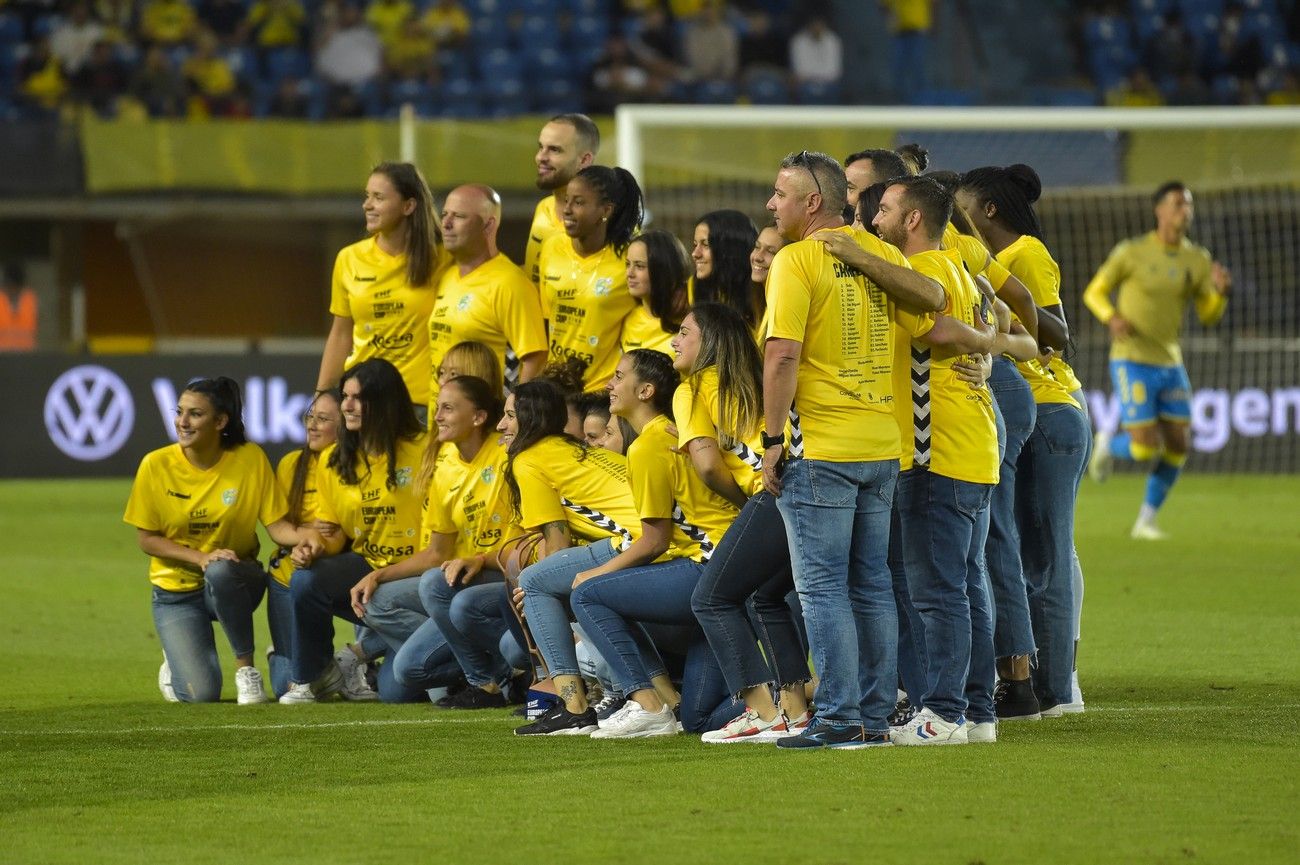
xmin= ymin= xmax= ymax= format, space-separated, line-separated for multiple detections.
xmin=761 ymin=430 xmax=784 ymax=449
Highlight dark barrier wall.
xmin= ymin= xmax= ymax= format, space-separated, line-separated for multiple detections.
xmin=6 ymin=354 xmax=319 ymax=478
xmin=5 ymin=351 xmax=1296 ymax=478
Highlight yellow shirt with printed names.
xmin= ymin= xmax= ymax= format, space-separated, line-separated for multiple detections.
xmin=672 ymin=366 xmax=765 ymax=497
xmin=330 ymin=236 xmax=450 ymax=407
xmin=525 ymin=195 xmax=564 ymax=286
xmin=620 ymin=304 xmax=676 ymax=355
xmin=124 ymin=443 xmax=287 ymax=593
xmin=428 ymin=253 xmax=547 ymax=395
xmin=538 ymin=234 xmax=635 ymax=391
xmin=942 ymin=223 xmax=1011 ymax=291
xmin=269 ymin=449 xmax=322 ymax=587
xmin=422 ymin=437 xmax=517 ymax=561
xmin=765 ymin=226 xmax=932 ymax=462
xmin=894 ymin=249 xmax=999 ymax=485
xmin=996 ymin=235 xmax=1081 ymax=407
xmin=1083 ymin=231 xmax=1223 ymax=367
xmin=628 ymin=415 xmax=739 ymax=563
xmin=511 ymin=436 xmax=641 ymax=552
xmin=315 ymin=434 xmax=427 ymax=571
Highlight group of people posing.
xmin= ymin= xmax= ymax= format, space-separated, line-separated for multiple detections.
xmin=124 ymin=112 xmax=1230 ymax=748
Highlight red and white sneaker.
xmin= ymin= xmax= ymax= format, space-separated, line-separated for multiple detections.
xmin=701 ymin=708 xmax=811 ymax=744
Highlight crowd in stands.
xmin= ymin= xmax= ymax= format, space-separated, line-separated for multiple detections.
xmin=1079 ymin=0 xmax=1300 ymax=106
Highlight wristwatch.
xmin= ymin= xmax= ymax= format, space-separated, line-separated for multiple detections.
xmin=761 ymin=430 xmax=785 ymax=449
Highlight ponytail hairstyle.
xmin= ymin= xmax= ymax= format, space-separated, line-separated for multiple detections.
xmin=504 ymin=378 xmax=580 ymax=517
xmin=330 ymin=358 xmax=422 ymax=489
xmin=370 ymin=161 xmax=444 ymax=287
xmin=895 ymin=142 xmax=930 ymax=176
xmin=636 ymin=229 xmax=690 ymax=333
xmin=925 ymin=169 xmax=985 ymax=242
xmin=693 ymin=209 xmax=760 ymax=327
xmin=418 ymin=374 xmax=501 ymax=494
xmin=287 ymin=389 xmax=340 ymax=524
xmin=575 ymin=165 xmax=644 ymax=256
xmin=958 ymin=163 xmax=1045 ymax=242
xmin=624 ymin=348 xmax=679 ymax=419
xmin=684 ymin=302 xmax=762 ymax=448
xmin=183 ymin=376 xmax=247 ymax=449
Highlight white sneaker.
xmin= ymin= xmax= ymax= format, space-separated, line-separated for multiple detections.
xmin=590 ymin=700 xmax=678 ymax=739
xmin=158 ymin=658 xmax=179 ymax=703
xmin=968 ymin=721 xmax=998 ymax=744
xmin=335 ymin=648 xmax=378 ymax=702
xmin=279 ymin=682 xmax=317 ymax=704
xmin=890 ymin=707 xmax=969 ymax=746
xmin=1062 ymin=671 xmax=1086 ymax=714
xmin=235 ymin=666 xmax=270 ymax=705
xmin=1130 ymin=519 xmax=1168 ymax=541
xmin=701 ymin=708 xmax=787 ymax=744
xmin=1089 ymin=430 xmax=1114 ymax=483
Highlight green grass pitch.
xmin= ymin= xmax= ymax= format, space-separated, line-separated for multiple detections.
xmin=1 ymin=475 xmax=1297 ymax=864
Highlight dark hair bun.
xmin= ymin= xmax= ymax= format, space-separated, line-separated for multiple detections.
xmin=1006 ymin=164 xmax=1042 ymax=204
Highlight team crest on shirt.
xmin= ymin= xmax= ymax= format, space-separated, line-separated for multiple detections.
xmin=222 ymin=488 xmax=238 ymax=506
xmin=458 ymin=294 xmax=472 ymax=312
xmin=593 ymin=277 xmax=613 ymax=296
xmin=395 ymin=466 xmax=413 ymax=488
xmin=588 ymin=335 xmax=599 ymax=346
xmin=480 ymin=466 xmax=495 ymax=485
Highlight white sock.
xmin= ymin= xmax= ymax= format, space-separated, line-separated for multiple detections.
xmin=1137 ymin=503 xmax=1158 ymax=524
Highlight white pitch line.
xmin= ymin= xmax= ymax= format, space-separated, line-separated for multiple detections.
xmin=3 ymin=703 xmax=1298 ymax=738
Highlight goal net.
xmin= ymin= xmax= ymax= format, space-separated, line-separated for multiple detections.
xmin=615 ymin=105 xmax=1300 ymax=472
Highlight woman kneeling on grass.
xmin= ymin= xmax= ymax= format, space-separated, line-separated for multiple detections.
xmin=125 ymin=376 xmax=308 ymax=704
xmin=570 ymin=349 xmax=743 ymax=738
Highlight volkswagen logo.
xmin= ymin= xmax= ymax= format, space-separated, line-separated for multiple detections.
xmin=44 ymin=365 xmax=135 ymax=461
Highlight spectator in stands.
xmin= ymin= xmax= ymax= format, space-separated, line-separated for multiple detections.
xmin=93 ymin=0 xmax=135 ymax=44
xmin=245 ymin=0 xmax=306 ymax=55
xmin=882 ymin=0 xmax=932 ymax=101
xmin=733 ymin=0 xmax=787 ymax=74
xmin=140 ymin=0 xmax=198 ymax=47
xmin=626 ymin=5 xmax=686 ymax=86
xmin=789 ymin=14 xmax=842 ymax=86
xmin=365 ymin=0 xmax=414 ymax=50
xmin=1105 ymin=68 xmax=1165 ymax=107
xmin=586 ymin=34 xmax=655 ymax=114
xmin=384 ymin=15 xmax=436 ymax=83
xmin=316 ymin=3 xmax=383 ymax=116
xmin=268 ymin=76 xmax=311 ymax=116
xmin=129 ymin=45 xmax=188 ymax=116
xmin=683 ymin=0 xmax=739 ymax=83
xmin=1167 ymin=70 xmax=1212 ymax=106
xmin=0 ymin=262 xmax=37 ymax=352
xmin=1264 ymin=68 xmax=1300 ymax=105
xmin=198 ymin=0 xmax=246 ymax=46
xmin=50 ymin=2 xmax=105 ymax=75
xmin=71 ymin=38 xmax=129 ymax=117
xmin=1143 ymin=9 xmax=1196 ymax=82
xmin=1209 ymin=2 xmax=1265 ymax=85
xmin=17 ymin=37 xmax=67 ymax=115
xmin=183 ymin=27 xmax=244 ymax=117
xmin=420 ymin=0 xmax=469 ymax=50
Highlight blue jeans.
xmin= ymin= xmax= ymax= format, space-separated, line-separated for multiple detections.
xmin=265 ymin=576 xmax=294 ymax=698
xmin=776 ymin=457 xmax=898 ymax=733
xmin=288 ymin=552 xmax=368 ymax=685
xmin=1070 ymin=388 xmax=1090 ymax=645
xmin=690 ymin=491 xmax=811 ymax=697
xmin=152 ymin=559 xmax=268 ymax=703
xmin=572 ymin=560 xmax=739 ymax=732
xmin=419 ymin=567 xmax=513 ymax=688
xmin=987 ymin=356 xmax=1037 ymax=658
xmin=519 ymin=539 xmax=619 ymax=678
xmin=1016 ymin=401 xmax=1088 ymax=707
xmin=388 ymin=613 xmax=467 ymax=694
xmin=897 ymin=469 xmax=996 ymax=724
xmin=360 ymin=575 xmax=430 ymax=656
xmin=889 ymin=504 xmax=928 ymax=706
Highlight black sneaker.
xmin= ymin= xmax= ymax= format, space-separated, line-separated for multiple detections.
xmin=888 ymin=696 xmax=917 ymax=728
xmin=438 ymin=685 xmax=508 ymax=710
xmin=514 ymin=702 xmax=598 ymax=736
xmin=994 ymin=679 xmax=1042 ymax=720
xmin=505 ymin=670 xmax=532 ymax=705
xmin=775 ymin=720 xmax=890 ymax=750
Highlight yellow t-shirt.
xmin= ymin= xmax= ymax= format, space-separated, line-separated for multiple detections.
xmin=765 ymin=226 xmax=932 ymax=462
xmin=124 ymin=443 xmax=287 ymax=593
xmin=511 ymin=436 xmax=640 ymax=551
xmin=421 ymin=4 xmax=471 ymax=41
xmin=428 ymin=253 xmax=547 ymax=395
xmin=268 ymin=448 xmax=323 ymax=587
xmin=942 ymin=223 xmax=1011 ymax=292
xmin=672 ymin=366 xmax=764 ymax=497
xmin=422 ymin=437 xmax=517 ymax=561
xmin=620 ymin=304 xmax=676 ymax=355
xmin=330 ymin=236 xmax=449 ymax=407
xmin=315 ymin=435 xmax=427 ymax=570
xmin=885 ymin=0 xmax=932 ymax=31
xmin=141 ymin=0 xmax=196 ymax=44
xmin=537 ymin=234 xmax=635 ymax=391
xmin=894 ymin=249 xmax=999 ymax=485
xmin=630 ymin=415 xmax=739 ymax=564
xmin=365 ymin=0 xmax=415 ymax=47
xmin=245 ymin=1 xmax=305 ymax=48
xmin=996 ymin=235 xmax=1081 ymax=407
xmin=183 ymin=56 xmax=236 ymax=97
xmin=525 ymin=194 xmax=563 ymax=286
xmin=1083 ymin=231 xmax=1222 ymax=367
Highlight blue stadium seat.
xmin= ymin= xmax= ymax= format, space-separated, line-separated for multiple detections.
xmin=911 ymin=88 xmax=979 ymax=106
xmin=485 ymin=76 xmax=529 ymax=116
xmin=568 ymin=13 xmax=610 ymax=51
xmin=1210 ymin=74 xmax=1241 ymax=104
xmin=1130 ymin=0 xmax=1175 ymax=15
xmin=795 ymin=80 xmax=842 ymax=105
xmin=694 ymin=79 xmax=738 ymax=104
xmin=1089 ymin=43 xmax=1137 ymax=89
xmin=264 ymin=47 xmax=309 ymax=86
xmin=745 ymin=69 xmax=789 ymax=105
xmin=1133 ymin=11 xmax=1166 ymax=43
xmin=223 ymin=45 xmax=259 ymax=87
xmin=562 ymin=0 xmax=611 ymax=15
xmin=441 ymin=76 xmax=484 ymax=117
xmin=525 ymin=46 xmax=573 ymax=83
xmin=0 ymin=13 xmax=24 ymax=44
xmin=1083 ymin=15 xmax=1132 ymax=51
xmin=387 ymin=79 xmax=437 ymax=117
xmin=478 ymin=47 xmax=522 ymax=81
xmin=517 ymin=14 xmax=560 ymax=52
xmin=530 ymin=77 xmax=583 ymax=114
xmin=1028 ymin=85 xmax=1099 ymax=107
xmin=471 ymin=14 xmax=511 ymax=51
xmin=31 ymin=14 xmax=61 ymax=40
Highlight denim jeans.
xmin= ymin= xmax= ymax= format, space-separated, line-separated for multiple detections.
xmin=360 ymin=575 xmax=429 ymax=656
xmin=889 ymin=504 xmax=928 ymax=706
xmin=1016 ymin=401 xmax=1088 ymax=707
xmin=519 ymin=539 xmax=619 ymax=678
xmin=288 ymin=552 xmax=368 ymax=684
xmin=690 ymin=491 xmax=811 ymax=698
xmin=388 ymin=613 xmax=468 ymax=694
xmin=897 ymin=469 xmax=996 ymax=724
xmin=419 ymin=567 xmax=513 ymax=688
xmin=265 ymin=576 xmax=294 ymax=698
xmin=151 ymin=559 xmax=268 ymax=703
xmin=1070 ymin=388 xmax=1091 ymax=644
xmin=987 ymin=356 xmax=1038 ymax=658
xmin=776 ymin=457 xmax=898 ymax=733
